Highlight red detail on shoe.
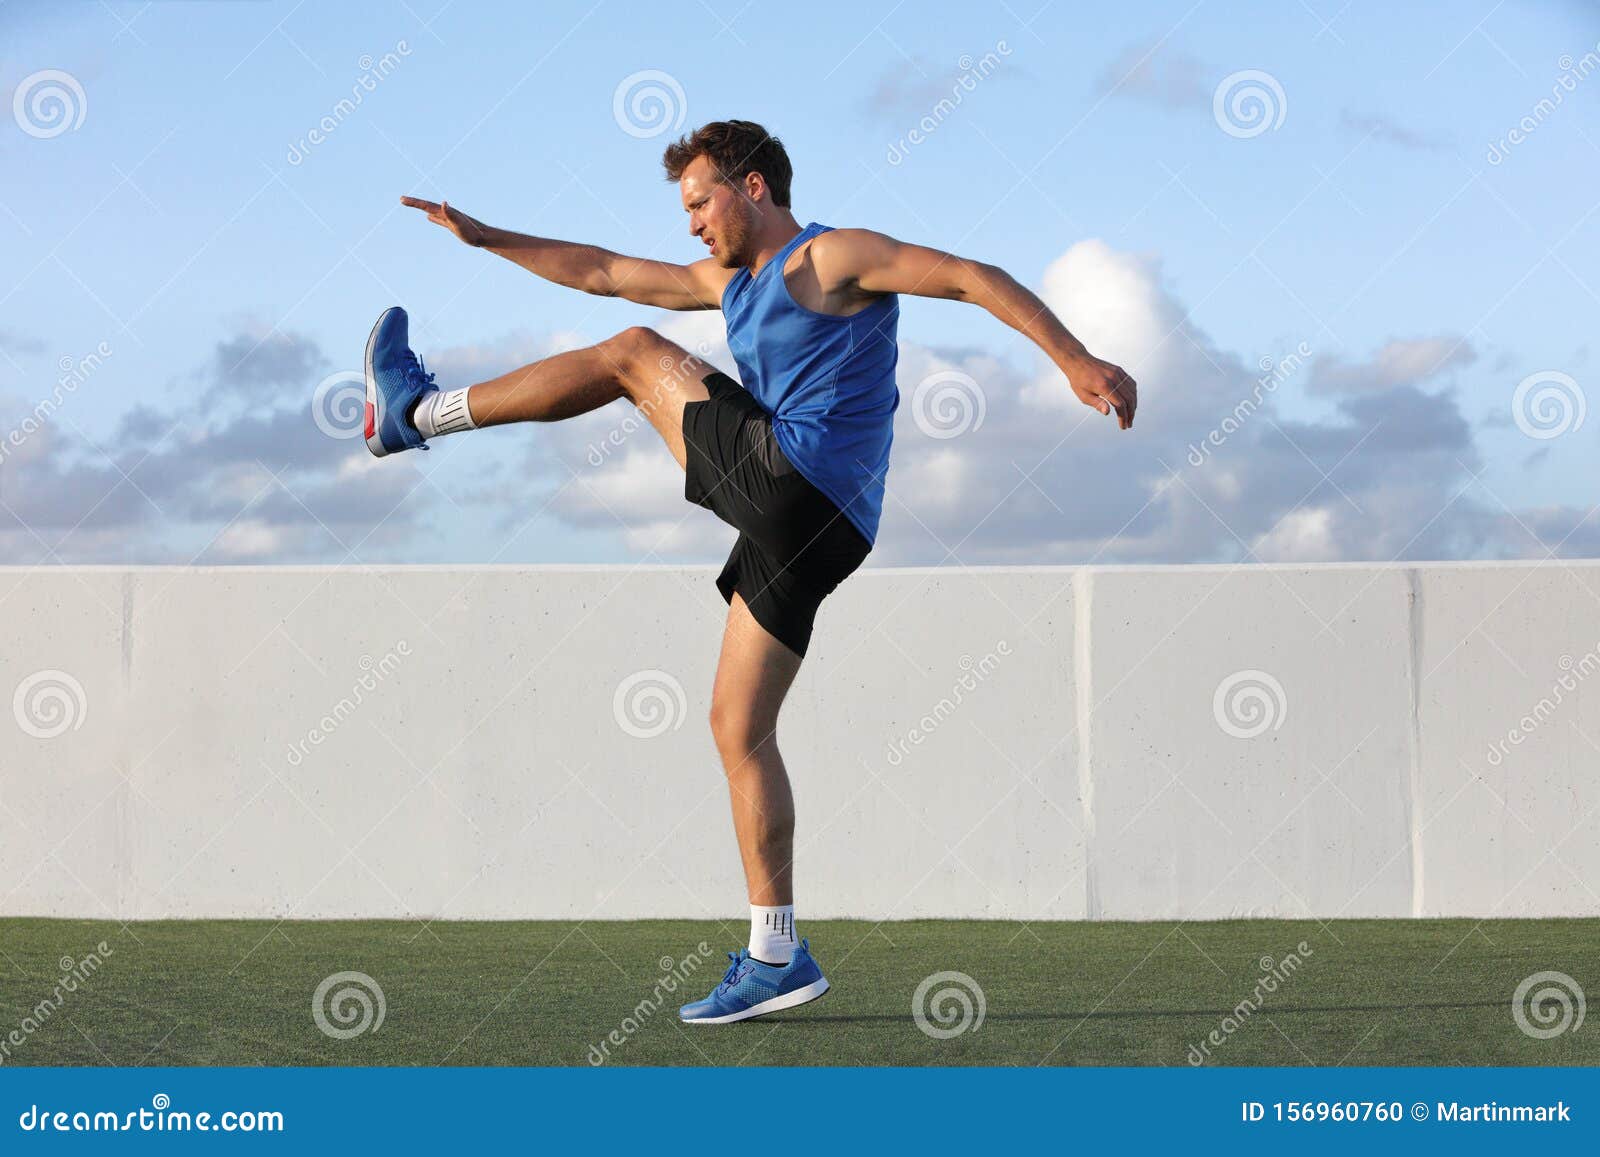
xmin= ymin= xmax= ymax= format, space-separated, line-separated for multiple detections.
xmin=364 ymin=401 xmax=376 ymax=439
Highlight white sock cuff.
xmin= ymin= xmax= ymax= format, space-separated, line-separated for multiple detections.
xmin=414 ymin=387 xmax=476 ymax=439
xmin=749 ymin=904 xmax=797 ymax=964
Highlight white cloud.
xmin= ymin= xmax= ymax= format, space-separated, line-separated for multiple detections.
xmin=4 ymin=245 xmax=1596 ymax=568
xmin=399 ymin=239 xmax=1597 ymax=568
xmin=1037 ymin=240 xmax=1179 ymax=379
xmin=1250 ymin=506 xmax=1340 ymax=562
xmin=211 ymin=518 xmax=295 ymax=560
xmin=1309 ymin=336 xmax=1476 ymax=395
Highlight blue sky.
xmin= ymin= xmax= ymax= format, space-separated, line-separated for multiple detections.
xmin=2 ymin=0 xmax=1597 ymax=566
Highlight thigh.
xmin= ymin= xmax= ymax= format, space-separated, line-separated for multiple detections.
xmin=711 ymin=591 xmax=805 ymax=737
xmin=611 ymin=328 xmax=717 ymax=469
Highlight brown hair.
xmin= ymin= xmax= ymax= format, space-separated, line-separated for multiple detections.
xmin=662 ymin=120 xmax=793 ymax=208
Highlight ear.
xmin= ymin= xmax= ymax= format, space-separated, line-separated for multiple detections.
xmin=743 ymin=170 xmax=767 ymax=205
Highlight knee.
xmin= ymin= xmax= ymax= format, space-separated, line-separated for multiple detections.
xmin=602 ymin=325 xmax=662 ymax=373
xmin=709 ymin=697 xmax=771 ymax=760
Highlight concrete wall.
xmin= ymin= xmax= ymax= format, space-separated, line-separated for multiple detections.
xmin=2 ymin=562 xmax=1596 ymax=921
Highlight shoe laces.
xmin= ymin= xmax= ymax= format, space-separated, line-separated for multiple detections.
xmin=400 ymin=348 xmax=436 ymax=392
xmin=716 ymin=950 xmax=749 ymax=993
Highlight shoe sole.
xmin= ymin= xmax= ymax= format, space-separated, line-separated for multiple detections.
xmin=363 ymin=307 xmax=398 ymax=457
xmin=681 ymin=977 xmax=830 ymax=1025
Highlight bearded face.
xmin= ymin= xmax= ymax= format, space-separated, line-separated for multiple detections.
xmin=679 ymin=155 xmax=766 ymax=269
xmin=707 ymin=192 xmax=758 ymax=269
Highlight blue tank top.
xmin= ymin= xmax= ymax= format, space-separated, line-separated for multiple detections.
xmin=721 ymin=222 xmax=899 ymax=546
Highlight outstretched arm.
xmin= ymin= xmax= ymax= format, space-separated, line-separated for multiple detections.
xmin=821 ymin=229 xmax=1137 ymax=428
xmin=400 ymin=197 xmax=730 ymax=311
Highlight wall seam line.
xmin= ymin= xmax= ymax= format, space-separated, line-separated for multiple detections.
xmin=119 ymin=571 xmax=135 ymax=922
xmin=1405 ymin=567 xmax=1425 ymax=918
xmin=1074 ymin=568 xmax=1099 ymax=920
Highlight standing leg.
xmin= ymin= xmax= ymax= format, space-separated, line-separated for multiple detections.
xmin=710 ymin=592 xmax=804 ymax=960
xmin=681 ymin=588 xmax=831 ymax=1020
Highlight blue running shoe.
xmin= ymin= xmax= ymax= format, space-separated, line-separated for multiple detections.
xmin=679 ymin=938 xmax=830 ymax=1024
xmin=364 ymin=306 xmax=437 ymax=456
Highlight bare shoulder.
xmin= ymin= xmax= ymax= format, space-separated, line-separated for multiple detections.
xmin=809 ymin=227 xmax=897 ymax=261
xmin=686 ymin=257 xmax=739 ymax=304
xmin=802 ymin=228 xmax=899 ymax=284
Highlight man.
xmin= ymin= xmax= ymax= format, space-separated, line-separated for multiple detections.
xmin=366 ymin=120 xmax=1135 ymax=1024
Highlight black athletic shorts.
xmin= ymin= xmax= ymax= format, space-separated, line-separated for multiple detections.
xmin=682 ymin=372 xmax=872 ymax=658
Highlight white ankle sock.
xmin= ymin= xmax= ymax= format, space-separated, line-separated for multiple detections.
xmin=411 ymin=387 xmax=477 ymax=439
xmin=749 ymin=904 xmax=796 ymax=965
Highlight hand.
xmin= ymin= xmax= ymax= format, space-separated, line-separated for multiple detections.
xmin=400 ymin=196 xmax=489 ymax=247
xmin=1064 ymin=353 xmax=1137 ymax=430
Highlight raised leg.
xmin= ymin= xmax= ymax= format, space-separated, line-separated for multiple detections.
xmin=460 ymin=326 xmax=714 ymax=468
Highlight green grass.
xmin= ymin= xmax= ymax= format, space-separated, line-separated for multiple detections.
xmin=1 ymin=919 xmax=1594 ymax=1066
